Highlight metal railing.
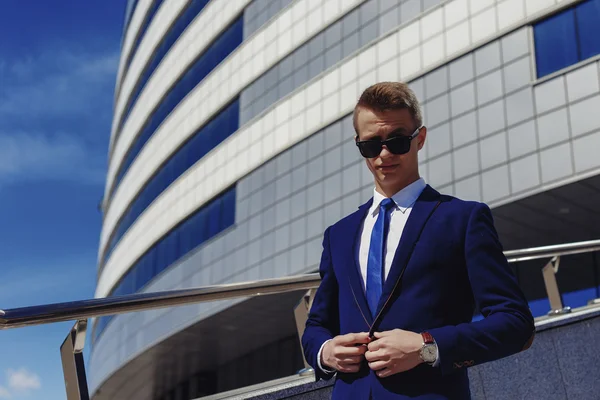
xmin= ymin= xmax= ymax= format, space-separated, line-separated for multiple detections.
xmin=1 ymin=238 xmax=600 ymax=400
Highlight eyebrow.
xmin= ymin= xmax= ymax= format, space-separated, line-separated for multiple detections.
xmin=373 ymin=127 xmax=410 ymax=139
xmin=387 ymin=127 xmax=410 ymax=136
xmin=361 ymin=126 xmax=410 ymax=141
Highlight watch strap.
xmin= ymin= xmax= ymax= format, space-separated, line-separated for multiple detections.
xmin=421 ymin=331 xmax=434 ymax=345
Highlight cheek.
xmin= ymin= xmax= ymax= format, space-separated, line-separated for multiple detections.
xmin=366 ymin=158 xmax=378 ymax=172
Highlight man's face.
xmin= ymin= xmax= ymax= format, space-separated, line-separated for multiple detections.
xmin=355 ymin=107 xmax=426 ymax=193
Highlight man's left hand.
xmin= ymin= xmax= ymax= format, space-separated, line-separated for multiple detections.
xmin=365 ymin=329 xmax=423 ymax=378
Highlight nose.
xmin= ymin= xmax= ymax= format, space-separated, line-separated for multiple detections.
xmin=379 ymin=145 xmax=393 ymax=158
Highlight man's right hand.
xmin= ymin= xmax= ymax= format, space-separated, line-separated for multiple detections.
xmin=321 ymin=332 xmax=371 ymax=373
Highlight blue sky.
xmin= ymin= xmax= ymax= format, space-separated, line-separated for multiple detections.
xmin=0 ymin=1 xmax=124 ymax=399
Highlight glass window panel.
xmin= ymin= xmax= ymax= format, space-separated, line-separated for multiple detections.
xmin=222 ymin=189 xmax=236 ymax=228
xmin=192 ymin=211 xmax=207 ymax=247
xmin=324 ymin=21 xmax=342 ymax=49
xmin=101 ymin=15 xmax=242 ymax=270
xmin=156 ymin=241 xmax=167 ymax=275
xmin=109 ymin=15 xmax=242 ymax=204
xmin=135 ymin=257 xmax=147 ymax=291
xmin=112 ymin=281 xmax=124 ymax=297
xmin=293 ymin=45 xmax=309 ymax=69
xmin=179 ymin=219 xmax=193 ymax=255
xmin=208 ymin=201 xmax=222 ymax=237
xmin=116 ymin=0 xmax=210 ymax=144
xmin=97 ymin=188 xmax=235 ymax=342
xmin=102 ymin=99 xmax=239 ymax=270
xmin=164 ymin=232 xmax=176 ymax=267
xmin=141 ymin=248 xmax=156 ymax=289
xmin=121 ymin=269 xmax=134 ymax=296
xmin=121 ymin=0 xmax=165 ymax=87
xmin=279 ymin=56 xmax=293 ymax=78
xmin=172 ymin=229 xmax=181 ymax=263
xmin=534 ymin=9 xmax=578 ymax=77
xmin=575 ymin=0 xmax=600 ymax=60
xmin=308 ymin=34 xmax=325 ymax=59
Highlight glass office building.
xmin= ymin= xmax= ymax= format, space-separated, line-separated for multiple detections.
xmin=91 ymin=0 xmax=600 ymax=398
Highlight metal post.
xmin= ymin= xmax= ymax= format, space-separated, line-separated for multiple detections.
xmin=60 ymin=320 xmax=90 ymax=400
xmin=588 ymin=251 xmax=600 ymax=306
xmin=542 ymin=256 xmax=571 ymax=316
xmin=294 ymin=289 xmax=316 ymax=375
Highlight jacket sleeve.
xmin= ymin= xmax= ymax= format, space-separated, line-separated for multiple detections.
xmin=301 ymin=226 xmax=340 ymax=381
xmin=428 ymin=203 xmax=535 ymax=375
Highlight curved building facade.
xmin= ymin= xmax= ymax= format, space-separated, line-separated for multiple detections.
xmin=91 ymin=0 xmax=600 ymax=398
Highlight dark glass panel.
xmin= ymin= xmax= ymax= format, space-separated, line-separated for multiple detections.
xmin=95 ymin=187 xmax=237 ymax=342
xmin=575 ymin=0 xmax=600 ymax=60
xmin=534 ymin=9 xmax=578 ymax=77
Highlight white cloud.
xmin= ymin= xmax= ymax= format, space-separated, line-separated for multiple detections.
xmin=0 ymin=386 xmax=10 ymax=399
xmin=0 ymin=49 xmax=119 ymax=119
xmin=0 ymin=132 xmax=105 ymax=186
xmin=7 ymin=368 xmax=40 ymax=394
xmin=0 ymin=48 xmax=116 ymax=188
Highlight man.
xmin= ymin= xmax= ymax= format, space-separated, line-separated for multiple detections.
xmin=301 ymin=82 xmax=534 ymax=399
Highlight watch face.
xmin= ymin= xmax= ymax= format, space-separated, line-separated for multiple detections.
xmin=422 ymin=345 xmax=437 ymax=362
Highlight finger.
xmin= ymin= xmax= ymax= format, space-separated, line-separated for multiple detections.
xmin=338 ymin=364 xmax=361 ymax=373
xmin=376 ymin=368 xmax=393 ymax=378
xmin=338 ymin=332 xmax=371 ymax=345
xmin=373 ymin=330 xmax=399 ymax=339
xmin=337 ymin=345 xmax=367 ymax=357
xmin=338 ymin=356 xmax=362 ymax=364
xmin=367 ymin=339 xmax=385 ymax=352
xmin=368 ymin=360 xmax=389 ymax=371
xmin=364 ymin=349 xmax=386 ymax=362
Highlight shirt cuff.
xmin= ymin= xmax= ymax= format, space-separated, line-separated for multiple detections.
xmin=317 ymin=339 xmax=336 ymax=374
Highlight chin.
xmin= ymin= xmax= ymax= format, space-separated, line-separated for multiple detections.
xmin=377 ymin=170 xmax=400 ymax=179
xmin=376 ymin=174 xmax=401 ymax=187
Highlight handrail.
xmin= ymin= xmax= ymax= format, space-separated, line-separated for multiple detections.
xmin=0 ymin=274 xmax=320 ymax=330
xmin=505 ymin=238 xmax=600 ymax=263
xmin=1 ymin=238 xmax=599 ymax=330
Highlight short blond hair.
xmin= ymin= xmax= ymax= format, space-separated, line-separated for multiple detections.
xmin=352 ymin=82 xmax=423 ymax=134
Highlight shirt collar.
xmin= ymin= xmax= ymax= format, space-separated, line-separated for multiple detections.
xmin=371 ymin=178 xmax=427 ymax=214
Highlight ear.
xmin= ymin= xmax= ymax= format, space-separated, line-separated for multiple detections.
xmin=417 ymin=127 xmax=427 ymax=151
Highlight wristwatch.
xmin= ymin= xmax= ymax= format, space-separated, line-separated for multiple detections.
xmin=420 ymin=332 xmax=438 ymax=365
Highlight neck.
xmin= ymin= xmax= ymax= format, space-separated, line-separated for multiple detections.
xmin=375 ymin=174 xmax=421 ymax=198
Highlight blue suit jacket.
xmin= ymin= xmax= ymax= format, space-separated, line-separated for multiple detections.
xmin=302 ymin=185 xmax=535 ymax=399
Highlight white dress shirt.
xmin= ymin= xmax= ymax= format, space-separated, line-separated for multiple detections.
xmin=317 ymin=178 xmax=438 ymax=373
xmin=357 ymin=178 xmax=426 ymax=288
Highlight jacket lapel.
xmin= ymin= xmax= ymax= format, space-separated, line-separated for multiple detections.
xmin=340 ymin=198 xmax=374 ymax=327
xmin=374 ymin=185 xmax=441 ymax=317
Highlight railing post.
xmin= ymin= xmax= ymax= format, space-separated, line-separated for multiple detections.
xmin=294 ymin=289 xmax=316 ymax=375
xmin=60 ymin=319 xmax=90 ymax=400
xmin=542 ymin=256 xmax=571 ymax=316
xmin=588 ymin=251 xmax=600 ymax=306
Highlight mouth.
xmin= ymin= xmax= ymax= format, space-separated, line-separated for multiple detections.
xmin=377 ymin=164 xmax=399 ymax=172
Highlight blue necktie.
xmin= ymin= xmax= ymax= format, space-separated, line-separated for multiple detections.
xmin=366 ymin=198 xmax=395 ymax=317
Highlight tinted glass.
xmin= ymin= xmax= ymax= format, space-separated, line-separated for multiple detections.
xmin=101 ymin=99 xmax=239 ymax=270
xmin=121 ymin=0 xmax=165 ymax=85
xmin=534 ymin=9 xmax=578 ymax=77
xmin=109 ymin=16 xmax=243 ymax=204
xmin=93 ymin=187 xmax=236 ymax=344
xmin=122 ymin=0 xmax=140 ymax=39
xmin=575 ymin=0 xmax=600 ymax=60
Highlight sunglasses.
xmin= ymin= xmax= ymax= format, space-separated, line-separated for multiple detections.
xmin=355 ymin=126 xmax=423 ymax=158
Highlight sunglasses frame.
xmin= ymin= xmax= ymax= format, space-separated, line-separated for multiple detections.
xmin=355 ymin=125 xmax=424 ymax=158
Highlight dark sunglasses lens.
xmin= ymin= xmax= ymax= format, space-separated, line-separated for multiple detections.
xmin=386 ymin=136 xmax=411 ymax=155
xmin=358 ymin=141 xmax=382 ymax=158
